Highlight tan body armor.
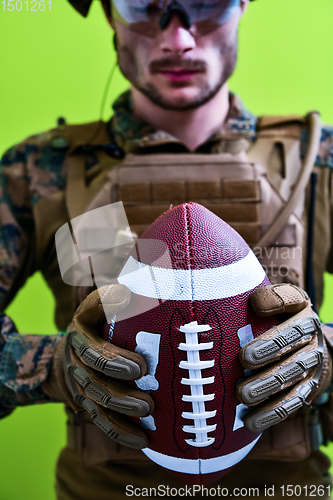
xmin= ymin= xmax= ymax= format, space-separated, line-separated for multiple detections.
xmin=33 ymin=113 xmax=331 ymax=468
xmin=70 ymin=114 xmax=320 ymax=295
xmin=107 ymin=148 xmax=305 ymax=287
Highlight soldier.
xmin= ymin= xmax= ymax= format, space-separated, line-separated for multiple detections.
xmin=1 ymin=0 xmax=333 ymax=499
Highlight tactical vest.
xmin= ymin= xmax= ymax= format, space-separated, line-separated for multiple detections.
xmin=64 ymin=113 xmax=321 ymax=303
xmin=33 ymin=112 xmax=331 ymax=467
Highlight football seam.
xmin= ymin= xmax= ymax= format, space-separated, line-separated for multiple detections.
xmin=183 ymin=203 xmax=219 ymax=459
xmin=184 ymin=203 xmax=195 ymax=314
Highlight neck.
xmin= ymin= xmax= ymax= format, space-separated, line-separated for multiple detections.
xmin=132 ymin=85 xmax=230 ymax=151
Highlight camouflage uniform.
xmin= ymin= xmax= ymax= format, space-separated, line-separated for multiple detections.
xmin=1 ymin=91 xmax=333 ymax=498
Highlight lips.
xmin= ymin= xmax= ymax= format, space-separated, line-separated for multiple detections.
xmin=159 ymin=68 xmax=199 ymax=82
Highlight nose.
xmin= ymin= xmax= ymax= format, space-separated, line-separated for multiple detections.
xmin=159 ymin=14 xmax=196 ymax=55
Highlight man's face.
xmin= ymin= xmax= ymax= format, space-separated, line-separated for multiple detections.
xmin=112 ymin=2 xmax=248 ymax=111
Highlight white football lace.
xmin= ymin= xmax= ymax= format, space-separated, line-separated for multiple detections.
xmin=179 ymin=321 xmax=216 ymax=447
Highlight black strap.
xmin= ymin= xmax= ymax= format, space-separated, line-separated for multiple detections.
xmin=305 ymin=172 xmax=318 ymax=311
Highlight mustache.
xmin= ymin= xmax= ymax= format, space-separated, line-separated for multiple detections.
xmin=150 ymin=58 xmax=207 ymax=73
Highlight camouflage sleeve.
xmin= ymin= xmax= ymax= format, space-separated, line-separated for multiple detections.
xmin=0 ymin=143 xmax=65 ymax=418
xmin=316 ymin=125 xmax=333 ymax=168
xmin=0 ymin=312 xmax=64 ymax=418
xmin=301 ymin=124 xmax=333 ymax=168
xmin=0 ymin=143 xmax=36 ymax=308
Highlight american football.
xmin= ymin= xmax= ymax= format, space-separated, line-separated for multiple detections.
xmin=102 ymin=202 xmax=276 ymax=485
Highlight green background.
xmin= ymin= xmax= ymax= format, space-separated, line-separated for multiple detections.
xmin=1 ymin=0 xmax=333 ymax=498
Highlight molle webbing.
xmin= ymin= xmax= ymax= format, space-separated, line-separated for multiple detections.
xmin=106 ymin=151 xmax=262 ymax=245
xmin=118 ymin=178 xmax=261 ymax=244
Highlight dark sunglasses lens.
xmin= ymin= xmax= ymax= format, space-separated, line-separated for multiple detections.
xmin=111 ymin=0 xmax=240 ymax=34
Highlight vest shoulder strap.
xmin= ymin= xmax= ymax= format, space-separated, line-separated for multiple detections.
xmin=256 ymin=114 xmax=305 ymax=140
xmin=254 ymin=112 xmax=321 ymax=249
xmin=24 ymin=120 xmax=111 ymax=152
xmin=247 ymin=115 xmax=305 ymax=194
xmin=258 ymin=114 xmax=305 ymax=130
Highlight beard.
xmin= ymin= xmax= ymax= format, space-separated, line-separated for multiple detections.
xmin=140 ymin=78 xmax=226 ymax=111
xmin=117 ymin=35 xmax=238 ymax=111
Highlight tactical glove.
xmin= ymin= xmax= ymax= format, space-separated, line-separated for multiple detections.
xmin=236 ymin=284 xmax=333 ymax=433
xmin=46 ymin=284 xmax=154 ymax=449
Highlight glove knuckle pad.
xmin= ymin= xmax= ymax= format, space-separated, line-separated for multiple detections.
xmin=71 ymin=332 xmax=141 ymax=379
xmin=243 ymin=317 xmax=321 ymax=367
xmin=240 ymin=350 xmax=322 ymax=405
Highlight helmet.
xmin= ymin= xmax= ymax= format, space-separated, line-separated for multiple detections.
xmin=68 ymin=0 xmax=94 ymax=17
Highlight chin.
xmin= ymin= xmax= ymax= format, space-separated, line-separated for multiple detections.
xmin=162 ymin=87 xmax=205 ymax=105
xmin=139 ymin=80 xmax=215 ymax=111
xmin=167 ymin=88 xmax=199 ymax=101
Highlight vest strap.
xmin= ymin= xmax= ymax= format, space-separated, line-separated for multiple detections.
xmin=255 ymin=112 xmax=321 ymax=249
xmin=66 ymin=151 xmax=118 ymax=220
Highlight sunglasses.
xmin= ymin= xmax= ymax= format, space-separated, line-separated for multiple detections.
xmin=108 ymin=0 xmax=242 ymax=37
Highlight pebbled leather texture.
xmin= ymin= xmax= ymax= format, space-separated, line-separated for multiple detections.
xmin=102 ymin=203 xmax=278 ymax=485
